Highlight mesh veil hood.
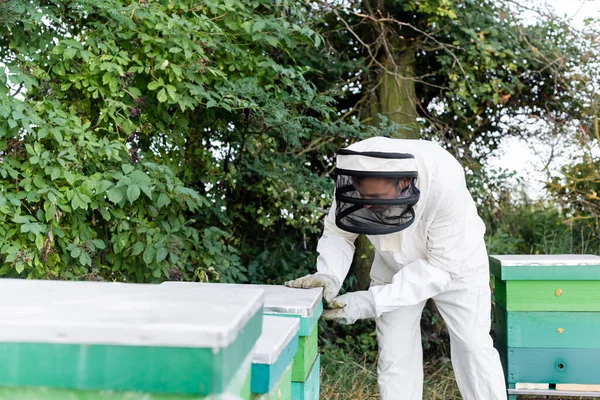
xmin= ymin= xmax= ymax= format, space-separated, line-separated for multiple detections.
xmin=333 ymin=138 xmax=422 ymax=235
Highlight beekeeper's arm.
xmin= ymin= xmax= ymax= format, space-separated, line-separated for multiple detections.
xmin=285 ymin=201 xmax=358 ymax=303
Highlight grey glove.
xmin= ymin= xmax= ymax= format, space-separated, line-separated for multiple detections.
xmin=321 ymin=291 xmax=377 ymax=325
xmin=284 ymin=273 xmax=341 ymax=303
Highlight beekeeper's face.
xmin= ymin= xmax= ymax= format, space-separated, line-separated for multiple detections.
xmin=352 ymin=177 xmax=411 ymax=213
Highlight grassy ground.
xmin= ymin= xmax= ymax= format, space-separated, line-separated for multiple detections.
xmin=320 ymin=346 xmax=596 ymax=400
xmin=320 ymin=346 xmax=461 ymax=400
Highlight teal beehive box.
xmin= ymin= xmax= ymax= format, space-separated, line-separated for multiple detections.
xmin=160 ymin=283 xmax=323 ymax=399
xmin=252 ymin=286 xmax=321 ymax=400
xmin=161 ymin=283 xmax=323 ymax=399
xmin=251 ymin=316 xmax=299 ymax=399
xmin=0 ymin=278 xmax=264 ymax=399
xmin=491 ymin=254 xmax=600 ymax=399
xmin=291 ymin=354 xmax=320 ymax=400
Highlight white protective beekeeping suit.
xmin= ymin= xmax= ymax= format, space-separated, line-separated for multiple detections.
xmin=286 ymin=137 xmax=507 ymax=400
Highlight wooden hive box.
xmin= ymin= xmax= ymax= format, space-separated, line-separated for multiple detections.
xmin=248 ymin=285 xmax=322 ymax=390
xmin=161 ymin=283 xmax=323 ymax=400
xmin=251 ymin=316 xmax=299 ymax=400
xmin=0 ymin=279 xmax=265 ymax=400
xmin=490 ymin=254 xmax=600 ymax=399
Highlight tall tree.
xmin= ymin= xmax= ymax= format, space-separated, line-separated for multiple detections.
xmin=315 ymin=0 xmax=580 ymax=289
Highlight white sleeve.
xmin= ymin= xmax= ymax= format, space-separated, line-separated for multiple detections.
xmin=368 ymin=186 xmax=478 ymax=316
xmin=315 ymin=200 xmax=359 ymax=285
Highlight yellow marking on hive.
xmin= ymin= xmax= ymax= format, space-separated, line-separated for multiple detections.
xmin=555 ymin=288 xmax=563 ymax=296
xmin=557 ymin=328 xmax=564 ymax=334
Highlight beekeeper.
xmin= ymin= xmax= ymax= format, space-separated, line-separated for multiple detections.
xmin=285 ymin=137 xmax=507 ymax=400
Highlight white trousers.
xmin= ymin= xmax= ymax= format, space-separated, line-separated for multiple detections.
xmin=374 ymin=266 xmax=507 ymax=400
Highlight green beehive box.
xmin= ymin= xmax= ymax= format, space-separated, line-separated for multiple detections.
xmin=161 ymin=283 xmax=323 ymax=385
xmin=291 ymin=354 xmax=320 ymax=400
xmin=491 ymin=254 xmax=600 ymax=399
xmin=161 ymin=283 xmax=323 ymax=390
xmin=250 ymin=316 xmax=299 ymax=399
xmin=247 ymin=286 xmax=322 ymax=384
xmin=0 ymin=279 xmax=264 ymax=399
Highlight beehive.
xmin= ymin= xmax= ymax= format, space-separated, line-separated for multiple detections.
xmin=491 ymin=254 xmax=600 ymax=399
xmin=251 ymin=316 xmax=299 ymax=399
xmin=0 ymin=279 xmax=265 ymax=399
xmin=250 ymin=285 xmax=322 ymax=400
xmin=160 ymin=283 xmax=323 ymax=400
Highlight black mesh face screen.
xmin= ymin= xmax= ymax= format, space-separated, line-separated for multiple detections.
xmin=334 ymin=171 xmax=420 ymax=235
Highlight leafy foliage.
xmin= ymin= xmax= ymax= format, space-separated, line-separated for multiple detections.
xmin=1 ymin=0 xmax=388 ymax=281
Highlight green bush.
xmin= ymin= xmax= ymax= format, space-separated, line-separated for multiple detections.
xmin=0 ymin=0 xmax=382 ymax=282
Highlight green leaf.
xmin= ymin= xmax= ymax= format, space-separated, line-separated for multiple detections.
xmin=63 ymin=47 xmax=77 ymax=59
xmin=91 ymin=239 xmax=106 ymax=250
xmin=64 ymin=170 xmax=75 ymax=185
xmin=147 ymin=80 xmax=163 ymax=91
xmin=143 ymin=245 xmax=156 ymax=265
xmin=131 ymin=241 xmax=144 ymax=256
xmin=122 ymin=164 xmax=135 ymax=174
xmin=15 ymin=263 xmax=25 ymax=274
xmin=71 ymin=193 xmax=88 ymax=210
xmin=166 ymin=85 xmax=177 ymax=100
xmin=253 ymin=19 xmax=266 ymax=32
xmin=241 ymin=21 xmax=252 ymax=33
xmin=70 ymin=246 xmax=82 ymax=258
xmin=148 ymin=205 xmax=158 ymax=218
xmin=78 ymin=192 xmax=92 ymax=203
xmin=80 ymin=50 xmax=91 ymax=61
xmin=45 ymin=204 xmax=56 ymax=222
xmin=157 ymin=193 xmax=171 ymax=208
xmin=94 ymin=180 xmax=113 ymax=194
xmin=156 ymin=247 xmax=168 ymax=263
xmin=129 ymin=87 xmax=142 ymax=97
xmin=264 ymin=36 xmax=279 ymax=47
xmin=107 ymin=187 xmax=124 ymax=204
xmin=127 ymin=185 xmax=141 ymax=203
xmin=157 ymin=88 xmax=168 ymax=103
xmin=79 ymin=252 xmax=91 ymax=266
xmin=129 ymin=170 xmax=151 ymax=184
xmin=139 ymin=184 xmax=152 ymax=199
xmin=99 ymin=207 xmax=111 ymax=221
xmin=13 ymin=215 xmax=33 ymax=224
xmin=50 ymin=168 xmax=61 ymax=180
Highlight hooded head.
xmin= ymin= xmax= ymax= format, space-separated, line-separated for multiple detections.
xmin=333 ymin=141 xmax=420 ymax=235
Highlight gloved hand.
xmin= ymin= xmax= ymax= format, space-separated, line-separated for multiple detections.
xmin=284 ymin=273 xmax=341 ymax=303
xmin=322 ymin=291 xmax=377 ymax=325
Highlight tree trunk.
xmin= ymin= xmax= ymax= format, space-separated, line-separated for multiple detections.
xmin=350 ymin=41 xmax=420 ymax=290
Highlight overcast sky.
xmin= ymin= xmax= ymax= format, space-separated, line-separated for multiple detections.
xmin=486 ymin=0 xmax=600 ymax=201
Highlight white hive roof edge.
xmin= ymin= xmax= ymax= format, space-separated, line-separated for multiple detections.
xmin=160 ymin=282 xmax=323 ymax=317
xmin=0 ymin=278 xmax=264 ymax=349
xmin=252 ymin=316 xmax=300 ymax=365
xmin=491 ymin=254 xmax=600 ymax=266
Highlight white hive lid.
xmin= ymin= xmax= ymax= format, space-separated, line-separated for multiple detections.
xmin=252 ymin=316 xmax=300 ymax=365
xmin=491 ymin=254 xmax=600 ymax=266
xmin=160 ymin=282 xmax=322 ymax=317
xmin=0 ymin=278 xmax=264 ymax=349
xmin=249 ymin=285 xmax=322 ymax=317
